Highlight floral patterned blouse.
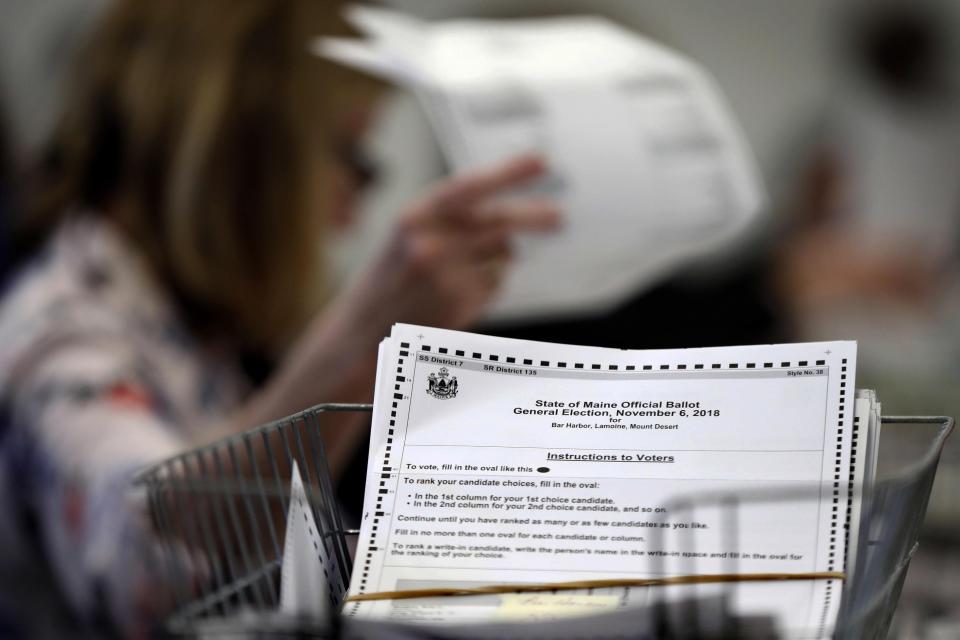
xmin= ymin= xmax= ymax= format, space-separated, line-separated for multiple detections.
xmin=0 ymin=214 xmax=249 ymax=637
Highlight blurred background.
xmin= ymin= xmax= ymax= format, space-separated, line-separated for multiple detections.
xmin=2 ymin=0 xmax=960 ymax=637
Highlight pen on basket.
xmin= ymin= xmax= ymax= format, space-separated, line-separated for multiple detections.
xmin=344 ymin=571 xmax=846 ymax=602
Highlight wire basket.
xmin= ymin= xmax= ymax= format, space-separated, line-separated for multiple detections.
xmin=134 ymin=403 xmax=366 ymax=636
xmin=134 ymin=406 xmax=953 ymax=639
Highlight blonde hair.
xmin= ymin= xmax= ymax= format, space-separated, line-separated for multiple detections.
xmin=25 ymin=0 xmax=382 ymax=352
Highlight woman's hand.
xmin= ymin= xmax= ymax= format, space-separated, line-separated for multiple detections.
xmin=341 ymin=153 xmax=560 ymax=332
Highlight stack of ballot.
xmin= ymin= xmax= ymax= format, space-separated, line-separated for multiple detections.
xmin=315 ymin=7 xmax=765 ymax=322
xmin=285 ymin=324 xmax=884 ymax=639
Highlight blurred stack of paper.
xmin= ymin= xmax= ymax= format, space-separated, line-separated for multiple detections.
xmin=315 ymin=7 xmax=765 ymax=321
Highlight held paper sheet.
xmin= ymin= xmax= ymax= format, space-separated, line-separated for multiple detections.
xmin=280 ymin=462 xmax=334 ymax=616
xmin=346 ymin=325 xmax=859 ymax=638
xmin=315 ymin=8 xmax=765 ymax=321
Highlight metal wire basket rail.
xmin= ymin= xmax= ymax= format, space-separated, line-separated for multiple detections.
xmin=134 ymin=403 xmax=368 ymax=635
xmin=134 ymin=405 xmax=953 ymax=639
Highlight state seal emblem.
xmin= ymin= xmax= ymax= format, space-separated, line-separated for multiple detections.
xmin=427 ymin=367 xmax=458 ymax=399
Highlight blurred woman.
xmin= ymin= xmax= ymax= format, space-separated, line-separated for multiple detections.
xmin=0 ymin=0 xmax=558 ymax=635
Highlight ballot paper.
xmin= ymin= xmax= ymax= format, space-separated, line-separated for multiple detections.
xmin=847 ymin=390 xmax=882 ymax=578
xmin=315 ymin=7 xmax=765 ymax=321
xmin=279 ymin=462 xmax=341 ymax=616
xmin=344 ymin=325 xmax=861 ymax=638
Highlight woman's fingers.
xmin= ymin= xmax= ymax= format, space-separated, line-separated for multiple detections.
xmin=418 ymin=154 xmax=548 ymax=221
xmin=465 ymin=227 xmax=513 ymax=262
xmin=384 ymin=155 xmax=561 ymax=329
xmin=474 ymin=196 xmax=561 ymax=232
xmin=404 ymin=227 xmax=511 ymax=274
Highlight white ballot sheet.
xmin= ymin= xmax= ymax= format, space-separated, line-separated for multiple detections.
xmin=316 ymin=8 xmax=765 ymax=321
xmin=346 ymin=325 xmax=859 ymax=638
xmin=845 ymin=393 xmax=874 ymax=577
xmin=280 ymin=462 xmax=340 ymax=616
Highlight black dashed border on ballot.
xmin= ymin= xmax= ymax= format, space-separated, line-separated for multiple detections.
xmin=353 ymin=342 xmax=849 ymax=634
